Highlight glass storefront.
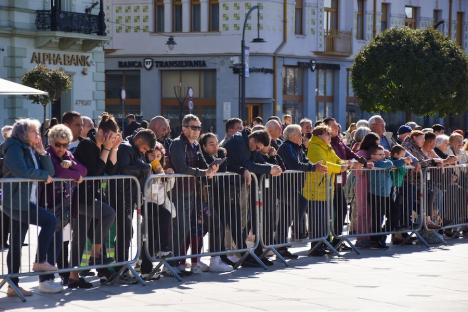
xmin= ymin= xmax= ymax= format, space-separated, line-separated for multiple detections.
xmin=105 ymin=70 xmax=141 ymax=116
xmin=161 ymin=70 xmax=216 ymax=134
xmin=282 ymin=66 xmax=304 ymax=122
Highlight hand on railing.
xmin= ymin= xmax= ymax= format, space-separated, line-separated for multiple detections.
xmin=315 ymin=160 xmax=328 ymax=173
xmin=243 ymin=169 xmax=252 ymax=186
xmin=270 ymin=165 xmax=282 ymax=177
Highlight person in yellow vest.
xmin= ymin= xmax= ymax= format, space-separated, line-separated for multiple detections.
xmin=302 ymin=125 xmax=349 ymax=256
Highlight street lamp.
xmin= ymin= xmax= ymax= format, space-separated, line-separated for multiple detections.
xmin=239 ymin=4 xmax=265 ymax=121
xmin=120 ymin=88 xmax=126 ymax=133
xmin=166 ymin=36 xmax=177 ymax=51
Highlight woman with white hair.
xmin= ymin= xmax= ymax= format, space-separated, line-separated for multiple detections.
xmin=37 ymin=124 xmax=87 ymax=291
xmin=2 ymin=118 xmax=58 ymax=297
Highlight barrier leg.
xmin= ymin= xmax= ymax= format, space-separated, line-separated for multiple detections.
xmin=3 ymin=277 xmax=26 ymax=302
xmin=160 ymin=260 xmax=183 ymax=282
xmin=339 ymin=237 xmax=360 ymax=255
xmin=125 ymin=263 xmax=145 ymax=286
xmin=263 ymin=247 xmax=288 ymax=267
xmin=322 ymin=239 xmax=340 ymax=256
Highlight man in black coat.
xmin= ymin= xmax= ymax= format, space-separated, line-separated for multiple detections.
xmin=112 ymin=129 xmax=155 ymax=277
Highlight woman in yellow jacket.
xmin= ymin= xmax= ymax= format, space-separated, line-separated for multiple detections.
xmin=302 ymin=125 xmax=348 ymax=256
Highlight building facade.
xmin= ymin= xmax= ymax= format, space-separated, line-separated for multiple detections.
xmin=0 ymin=0 xmax=108 ymax=126
xmin=104 ymin=0 xmax=468 ymax=135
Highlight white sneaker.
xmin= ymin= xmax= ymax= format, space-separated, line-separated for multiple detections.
xmin=38 ymin=280 xmax=62 ymax=294
xmin=191 ymin=261 xmax=209 ymax=274
xmin=209 ymin=256 xmax=233 ymax=273
xmin=227 ymin=255 xmax=240 ymax=264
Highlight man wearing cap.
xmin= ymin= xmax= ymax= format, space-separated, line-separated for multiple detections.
xmin=432 ymin=124 xmax=445 ymax=136
xmin=397 ymin=125 xmax=412 ymax=144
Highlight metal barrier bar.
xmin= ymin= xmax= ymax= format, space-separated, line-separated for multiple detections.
xmin=0 ymin=175 xmax=143 ymax=301
xmin=142 ymin=172 xmax=262 ymax=281
xmin=424 ymin=165 xmax=468 ymax=240
xmin=330 ymin=166 xmax=428 ymax=251
xmin=259 ymin=170 xmax=338 ymax=266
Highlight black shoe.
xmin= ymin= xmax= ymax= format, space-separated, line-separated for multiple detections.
xmin=308 ymin=244 xmax=327 ymax=257
xmin=60 ymin=273 xmax=69 ymax=285
xmin=79 ymin=270 xmax=95 ymax=277
xmin=98 ymin=268 xmax=118 ymax=283
xmin=277 ymin=248 xmax=298 ymax=259
xmin=241 ymin=255 xmax=262 ymax=268
xmin=68 ymin=277 xmax=93 ymax=289
xmin=338 ymin=244 xmax=352 ymax=252
xmin=261 ymin=257 xmax=274 ymax=266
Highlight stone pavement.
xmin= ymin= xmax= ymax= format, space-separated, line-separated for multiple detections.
xmin=1 ymin=240 xmax=468 ymax=312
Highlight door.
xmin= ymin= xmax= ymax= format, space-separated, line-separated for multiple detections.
xmin=246 ymin=103 xmax=262 ymax=126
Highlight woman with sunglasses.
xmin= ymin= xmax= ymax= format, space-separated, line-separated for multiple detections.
xmin=37 ymin=124 xmax=87 ymax=292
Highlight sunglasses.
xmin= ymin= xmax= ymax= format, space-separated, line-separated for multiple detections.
xmin=54 ymin=142 xmax=69 ymax=148
xmin=186 ymin=125 xmax=202 ymax=131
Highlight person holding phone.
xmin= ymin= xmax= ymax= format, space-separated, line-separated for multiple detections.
xmin=169 ymin=115 xmax=220 ymax=275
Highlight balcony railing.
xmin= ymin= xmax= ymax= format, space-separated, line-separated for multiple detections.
xmin=35 ymin=10 xmax=106 ymax=36
xmin=323 ymin=31 xmax=352 ymax=56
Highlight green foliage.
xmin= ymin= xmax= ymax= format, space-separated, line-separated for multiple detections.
xmin=351 ymin=27 xmax=468 ymax=116
xmin=22 ymin=64 xmax=72 ymax=107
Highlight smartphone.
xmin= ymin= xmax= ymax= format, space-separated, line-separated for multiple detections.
xmin=211 ymin=157 xmax=226 ymax=167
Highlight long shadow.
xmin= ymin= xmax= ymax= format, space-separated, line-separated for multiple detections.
xmin=1 ymin=237 xmax=467 ymax=309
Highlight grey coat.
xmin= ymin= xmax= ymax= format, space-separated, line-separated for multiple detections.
xmin=1 ymin=137 xmax=54 ymax=220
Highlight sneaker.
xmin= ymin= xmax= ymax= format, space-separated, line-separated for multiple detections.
xmin=32 ymin=262 xmax=57 ymax=272
xmin=277 ymin=248 xmax=299 ymax=260
xmin=38 ymin=280 xmax=62 ymax=294
xmin=192 ymin=261 xmax=209 ymax=274
xmin=209 ymin=256 xmax=233 ymax=273
xmin=227 ymin=254 xmax=241 ymax=264
xmin=7 ymin=286 xmax=33 ymax=297
xmin=141 ymin=272 xmax=161 ymax=281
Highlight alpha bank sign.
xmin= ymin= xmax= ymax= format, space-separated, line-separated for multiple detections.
xmin=118 ymin=58 xmax=207 ymax=70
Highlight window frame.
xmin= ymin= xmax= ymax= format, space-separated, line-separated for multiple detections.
xmin=208 ymin=0 xmax=219 ymax=32
xmin=153 ymin=0 xmax=164 ymax=33
xmin=191 ymin=0 xmax=201 ymax=32
xmin=356 ymin=0 xmax=365 ymax=40
xmin=405 ymin=6 xmax=418 ymax=29
xmin=173 ymin=0 xmax=183 ymax=33
xmin=295 ymin=0 xmax=304 ymax=35
xmin=381 ymin=3 xmax=390 ymax=32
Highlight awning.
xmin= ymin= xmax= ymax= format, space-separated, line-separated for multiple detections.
xmin=0 ymin=78 xmax=48 ymax=95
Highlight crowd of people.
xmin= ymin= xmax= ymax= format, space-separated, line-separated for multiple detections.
xmin=0 ymin=111 xmax=467 ymax=298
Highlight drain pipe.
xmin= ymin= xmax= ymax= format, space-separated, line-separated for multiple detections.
xmin=273 ymin=0 xmax=287 ymax=116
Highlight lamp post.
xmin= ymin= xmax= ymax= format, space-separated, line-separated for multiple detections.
xmin=120 ymin=88 xmax=126 ymax=133
xmin=239 ymin=4 xmax=265 ymax=121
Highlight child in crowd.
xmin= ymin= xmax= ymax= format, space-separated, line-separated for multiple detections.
xmin=141 ymin=142 xmax=175 ymax=280
xmin=389 ymin=145 xmax=413 ymax=244
xmin=368 ymin=145 xmax=394 ymax=248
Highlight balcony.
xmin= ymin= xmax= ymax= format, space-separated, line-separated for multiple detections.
xmin=36 ymin=10 xmax=104 ymax=35
xmin=315 ymin=31 xmax=352 ymax=57
xmin=34 ymin=7 xmax=108 ymax=52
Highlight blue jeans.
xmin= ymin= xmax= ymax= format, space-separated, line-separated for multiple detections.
xmin=7 ymin=203 xmax=57 ymax=285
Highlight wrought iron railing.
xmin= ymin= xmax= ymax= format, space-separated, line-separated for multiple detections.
xmin=324 ymin=31 xmax=352 ymax=56
xmin=35 ymin=10 xmax=105 ymax=36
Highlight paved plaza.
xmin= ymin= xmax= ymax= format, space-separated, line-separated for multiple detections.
xmin=1 ymin=239 xmax=468 ymax=311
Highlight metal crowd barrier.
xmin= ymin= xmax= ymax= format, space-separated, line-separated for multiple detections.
xmin=142 ymin=172 xmax=263 ymax=281
xmin=259 ymin=170 xmax=338 ymax=266
xmin=0 ymin=175 xmax=143 ymax=301
xmin=424 ymin=165 xmax=468 ymax=240
xmin=330 ymin=166 xmax=428 ymax=251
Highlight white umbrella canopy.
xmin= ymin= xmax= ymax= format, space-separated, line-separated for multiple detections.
xmin=0 ymin=78 xmax=47 ymax=95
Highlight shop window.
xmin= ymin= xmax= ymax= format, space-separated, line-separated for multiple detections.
xmin=282 ymin=66 xmax=304 ymax=119
xmin=161 ymin=70 xmax=216 ymax=133
xmin=105 ymin=70 xmax=141 ymax=116
xmin=316 ymin=68 xmax=335 ymax=120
